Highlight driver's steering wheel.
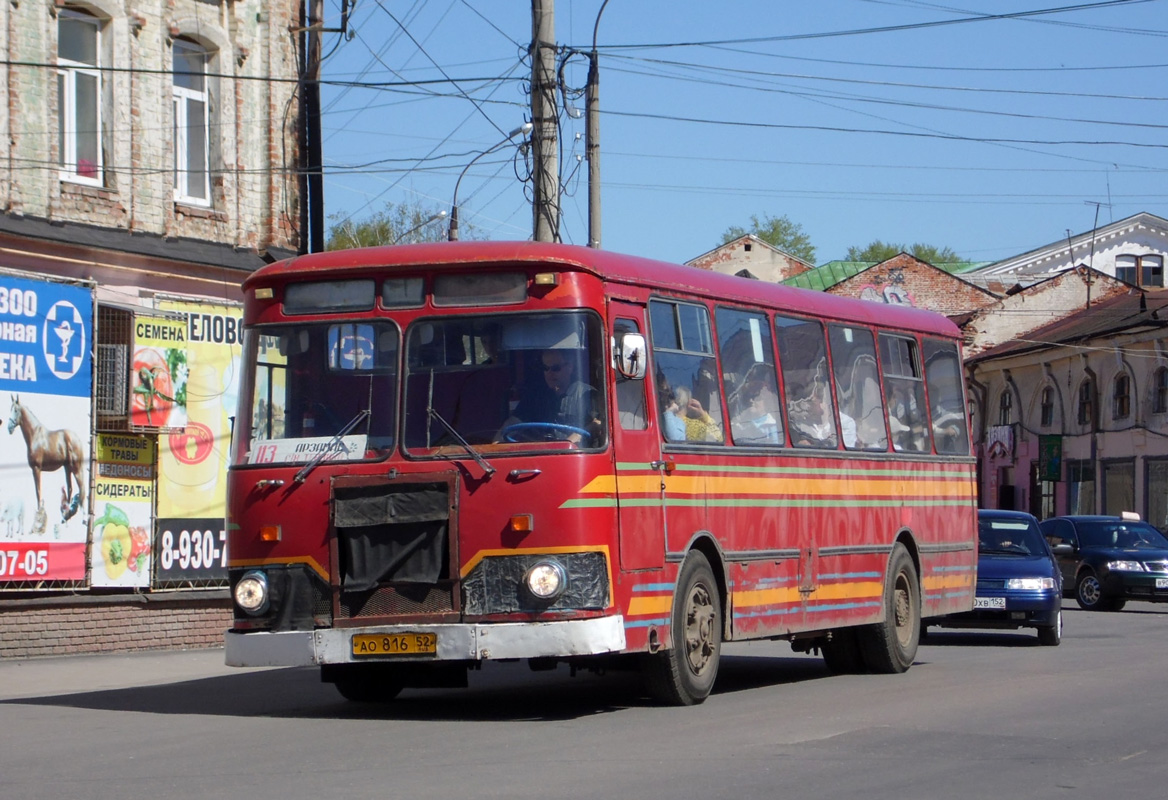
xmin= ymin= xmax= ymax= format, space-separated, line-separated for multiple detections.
xmin=499 ymin=422 xmax=591 ymax=444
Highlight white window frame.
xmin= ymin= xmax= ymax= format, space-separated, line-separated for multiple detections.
xmin=173 ymin=39 xmax=211 ymax=206
xmin=57 ymin=9 xmax=103 ymax=187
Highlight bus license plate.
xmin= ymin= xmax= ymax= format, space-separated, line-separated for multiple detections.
xmin=351 ymin=632 xmax=437 ymax=657
xmin=973 ymin=597 xmax=1006 ymax=610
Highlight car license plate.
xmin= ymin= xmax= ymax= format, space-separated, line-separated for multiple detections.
xmin=1156 ymin=578 xmax=1168 ymax=590
xmin=973 ymin=597 xmax=1006 ymax=610
xmin=351 ymin=632 xmax=437 ymax=657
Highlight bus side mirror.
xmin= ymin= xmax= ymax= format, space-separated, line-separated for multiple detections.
xmin=616 ymin=333 xmax=647 ymax=380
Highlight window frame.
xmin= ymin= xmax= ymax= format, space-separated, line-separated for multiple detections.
xmin=1154 ymin=366 xmax=1168 ymax=415
xmin=57 ymin=8 xmax=103 ymax=187
xmin=172 ymin=38 xmax=212 ymax=206
xmin=1040 ymin=385 xmax=1054 ymax=427
xmin=1112 ymin=372 xmax=1131 ymax=420
xmin=1077 ymin=379 xmax=1095 ymax=427
xmin=998 ymin=388 xmax=1013 ymax=426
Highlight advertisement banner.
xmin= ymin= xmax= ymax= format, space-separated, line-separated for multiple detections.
xmin=90 ymin=473 xmax=154 ymax=589
xmin=0 ymin=275 xmax=92 ymax=583
xmin=130 ymin=316 xmax=188 ymax=429
xmin=154 ymin=301 xmax=241 ymax=584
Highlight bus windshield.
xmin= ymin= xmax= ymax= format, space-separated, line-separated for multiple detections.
xmin=403 ymin=310 xmax=607 ymax=453
xmin=236 ymin=322 xmax=398 ymax=466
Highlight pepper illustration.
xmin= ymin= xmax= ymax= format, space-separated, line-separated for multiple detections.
xmin=96 ymin=504 xmax=132 ymax=580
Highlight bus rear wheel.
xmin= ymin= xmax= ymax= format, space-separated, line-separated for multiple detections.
xmin=858 ymin=543 xmax=920 ymax=674
xmin=643 ymin=552 xmax=722 ymax=706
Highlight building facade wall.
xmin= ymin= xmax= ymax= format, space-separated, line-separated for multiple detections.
xmin=1 ymin=0 xmax=300 ymax=254
xmin=827 ymin=254 xmax=997 ymax=315
xmin=969 ymin=329 xmax=1168 ymax=527
xmin=687 ymin=236 xmax=812 ymax=283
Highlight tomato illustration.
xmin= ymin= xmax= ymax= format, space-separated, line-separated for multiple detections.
xmin=131 ymin=348 xmax=174 ymax=427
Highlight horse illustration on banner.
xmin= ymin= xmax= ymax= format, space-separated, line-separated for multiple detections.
xmin=7 ymin=395 xmax=86 ymax=532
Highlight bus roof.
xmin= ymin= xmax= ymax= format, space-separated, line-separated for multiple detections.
xmin=247 ymin=241 xmax=960 ymax=338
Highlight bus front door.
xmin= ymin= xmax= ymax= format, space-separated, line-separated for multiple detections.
xmin=609 ymin=302 xmax=666 ymax=572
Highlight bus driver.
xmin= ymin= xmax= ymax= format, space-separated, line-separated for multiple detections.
xmin=501 ymin=349 xmax=602 ymax=444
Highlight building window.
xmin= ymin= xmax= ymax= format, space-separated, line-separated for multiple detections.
xmin=1147 ymin=459 xmax=1168 ymax=533
xmin=1102 ymin=459 xmax=1135 ymax=516
xmin=1040 ymin=385 xmax=1054 ymax=427
xmin=1067 ymin=460 xmax=1095 ymax=515
xmin=1077 ymin=380 xmax=1094 ymax=426
xmin=998 ymin=388 xmax=1012 ymax=426
xmin=1154 ymin=367 xmax=1168 ymax=414
xmin=1113 ymin=373 xmax=1131 ymax=420
xmin=57 ymin=9 xmax=102 ymax=185
xmin=173 ymin=39 xmax=211 ymax=205
xmin=1115 ymin=254 xmax=1164 ymax=288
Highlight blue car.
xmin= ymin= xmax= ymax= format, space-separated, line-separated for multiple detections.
xmin=926 ymin=509 xmax=1063 ymax=646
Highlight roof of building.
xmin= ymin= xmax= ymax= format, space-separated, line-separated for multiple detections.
xmin=782 ymin=259 xmax=993 ymax=291
xmin=969 ymin=288 xmax=1168 ymax=363
xmin=685 ymin=234 xmax=815 ymax=270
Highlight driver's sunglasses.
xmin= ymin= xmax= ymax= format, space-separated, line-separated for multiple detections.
xmin=541 ymin=363 xmax=566 ymax=373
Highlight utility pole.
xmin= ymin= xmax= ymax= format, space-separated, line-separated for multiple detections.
xmin=531 ymin=0 xmax=559 ymax=242
xmin=306 ymin=0 xmax=325 ymax=253
xmin=586 ymin=0 xmax=610 ymax=249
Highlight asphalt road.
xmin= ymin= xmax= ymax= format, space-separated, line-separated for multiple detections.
xmin=2 ymin=601 xmax=1167 ymax=800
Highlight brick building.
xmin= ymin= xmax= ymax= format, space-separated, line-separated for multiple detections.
xmin=0 ymin=0 xmax=302 ymax=658
xmin=686 ymin=234 xmax=814 ymax=283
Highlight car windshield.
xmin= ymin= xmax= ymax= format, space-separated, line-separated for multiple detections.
xmin=978 ymin=516 xmax=1047 ymax=556
xmin=402 ymin=311 xmax=608 ymax=454
xmin=234 ymin=323 xmax=398 ymax=466
xmin=1075 ymin=521 xmax=1168 ymax=549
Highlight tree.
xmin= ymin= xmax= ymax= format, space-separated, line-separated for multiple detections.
xmin=325 ymin=200 xmax=461 ymax=250
xmin=721 ymin=214 xmax=816 ymax=264
xmin=845 ymin=240 xmax=962 ymax=264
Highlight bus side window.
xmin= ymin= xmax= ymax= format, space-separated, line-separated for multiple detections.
xmin=828 ymin=324 xmax=887 ymax=451
xmin=775 ymin=315 xmax=837 ymax=449
xmin=650 ymin=299 xmax=724 ymax=444
xmin=716 ymin=306 xmax=782 ymax=446
xmin=614 ymin=318 xmax=647 ymax=430
xmin=880 ymin=334 xmax=931 ymax=454
xmin=923 ymin=338 xmax=970 ymax=455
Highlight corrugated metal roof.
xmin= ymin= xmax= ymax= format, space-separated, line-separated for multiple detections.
xmin=970 ymin=289 xmax=1168 ymax=363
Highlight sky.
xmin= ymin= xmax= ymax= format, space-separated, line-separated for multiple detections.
xmin=316 ymin=0 xmax=1168 ymax=267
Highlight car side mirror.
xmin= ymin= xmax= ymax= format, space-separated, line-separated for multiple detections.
xmin=1052 ymin=543 xmax=1075 ymax=555
xmin=615 ymin=332 xmax=647 ymax=380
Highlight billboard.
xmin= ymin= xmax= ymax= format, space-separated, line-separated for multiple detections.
xmin=90 ymin=434 xmax=155 ymax=588
xmin=154 ymin=300 xmax=241 ymax=584
xmin=0 ymin=275 xmax=93 ymax=584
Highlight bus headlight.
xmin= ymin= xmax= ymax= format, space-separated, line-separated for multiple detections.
xmin=234 ymin=570 xmax=270 ymax=615
xmin=525 ymin=560 xmax=567 ymax=601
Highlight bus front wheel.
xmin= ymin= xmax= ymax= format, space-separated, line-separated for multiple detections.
xmin=643 ymin=551 xmax=722 ymax=706
xmin=858 ymin=543 xmax=920 ymax=674
xmin=326 ymin=665 xmax=404 ymax=703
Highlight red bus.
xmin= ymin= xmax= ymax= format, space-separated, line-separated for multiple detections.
xmin=225 ymin=241 xmax=976 ymax=705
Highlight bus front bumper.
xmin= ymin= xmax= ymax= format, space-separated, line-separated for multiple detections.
xmin=224 ymin=615 xmax=628 ymax=668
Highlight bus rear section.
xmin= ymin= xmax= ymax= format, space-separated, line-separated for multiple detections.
xmin=224 ymin=242 xmax=976 ymax=706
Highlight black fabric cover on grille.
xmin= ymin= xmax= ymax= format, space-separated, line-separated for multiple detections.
xmin=334 ymin=483 xmax=449 ymax=591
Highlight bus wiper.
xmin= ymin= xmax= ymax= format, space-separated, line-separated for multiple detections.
xmin=428 ymin=407 xmax=495 ymax=477
xmin=293 ymin=409 xmax=370 ymax=484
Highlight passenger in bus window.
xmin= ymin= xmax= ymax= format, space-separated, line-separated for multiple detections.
xmin=673 ymin=386 xmax=723 ymax=443
xmin=659 ymin=384 xmax=688 ymax=443
xmin=731 ymin=380 xmax=781 ymax=445
xmin=789 ymin=385 xmax=838 ymax=447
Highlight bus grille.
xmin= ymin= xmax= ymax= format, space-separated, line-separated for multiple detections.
xmin=331 ymin=478 xmax=458 ymax=622
xmin=339 ymin=582 xmax=456 ymax=618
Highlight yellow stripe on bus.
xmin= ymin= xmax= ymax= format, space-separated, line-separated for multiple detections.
xmin=581 ymin=474 xmax=975 ymax=499
xmin=629 ymin=580 xmax=888 ymax=617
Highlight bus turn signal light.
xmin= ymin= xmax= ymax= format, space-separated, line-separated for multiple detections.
xmin=533 ymin=272 xmax=558 ymax=286
xmin=259 ymin=525 xmax=281 ymax=542
xmin=509 ymin=514 xmax=533 ymax=533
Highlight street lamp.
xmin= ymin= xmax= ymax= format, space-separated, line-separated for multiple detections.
xmin=394 ymin=210 xmax=447 ymax=244
xmin=449 ymin=123 xmax=534 ymax=241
